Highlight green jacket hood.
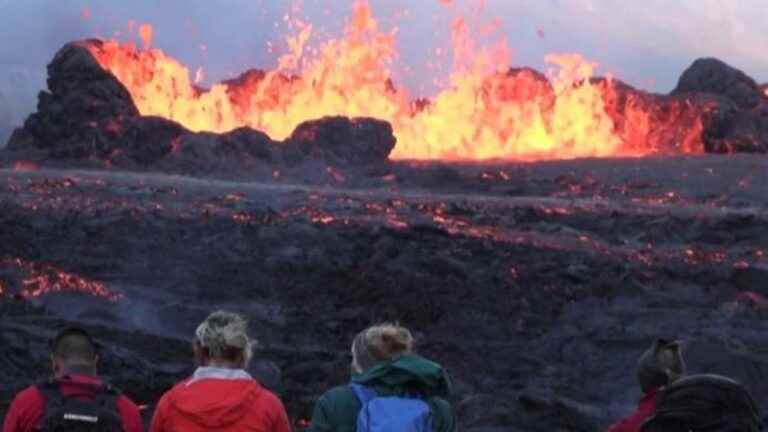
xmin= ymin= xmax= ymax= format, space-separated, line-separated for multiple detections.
xmin=350 ymin=353 xmax=452 ymax=398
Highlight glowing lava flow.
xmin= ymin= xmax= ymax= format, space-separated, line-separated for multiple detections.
xmin=86 ymin=1 xmax=674 ymax=161
xmin=0 ymin=258 xmax=122 ymax=302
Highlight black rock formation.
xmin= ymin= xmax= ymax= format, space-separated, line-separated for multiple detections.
xmin=7 ymin=41 xmax=139 ymax=159
xmin=667 ymin=58 xmax=768 ymax=153
xmin=673 ymin=58 xmax=764 ymax=109
xmin=284 ymin=117 xmax=396 ymax=166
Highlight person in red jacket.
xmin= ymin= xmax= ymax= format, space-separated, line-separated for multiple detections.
xmin=2 ymin=326 xmax=143 ymax=432
xmin=150 ymin=310 xmax=291 ymax=432
xmin=606 ymin=339 xmax=686 ymax=432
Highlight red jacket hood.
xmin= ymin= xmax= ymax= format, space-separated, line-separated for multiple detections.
xmin=166 ymin=377 xmax=265 ymax=428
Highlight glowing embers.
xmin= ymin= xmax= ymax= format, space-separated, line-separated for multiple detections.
xmin=84 ymin=1 xmax=679 ymax=161
xmin=13 ymin=161 xmax=40 ymax=172
xmin=0 ymin=258 xmax=121 ymax=302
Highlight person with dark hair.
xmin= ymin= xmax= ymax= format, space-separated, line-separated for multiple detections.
xmin=307 ymin=323 xmax=456 ymax=432
xmin=605 ymin=339 xmax=686 ymax=432
xmin=2 ymin=326 xmax=143 ymax=432
xmin=149 ymin=310 xmax=291 ymax=432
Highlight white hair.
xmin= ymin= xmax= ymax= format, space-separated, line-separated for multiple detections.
xmin=195 ymin=310 xmax=255 ymax=365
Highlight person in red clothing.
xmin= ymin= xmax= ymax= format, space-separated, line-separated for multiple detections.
xmin=150 ymin=310 xmax=291 ymax=432
xmin=606 ymin=339 xmax=686 ymax=432
xmin=2 ymin=326 xmax=143 ymax=432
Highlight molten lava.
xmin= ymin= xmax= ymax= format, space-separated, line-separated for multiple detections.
xmin=85 ymin=1 xmax=696 ymax=161
xmin=0 ymin=258 xmax=121 ymax=302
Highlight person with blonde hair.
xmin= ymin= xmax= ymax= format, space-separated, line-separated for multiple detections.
xmin=307 ymin=323 xmax=456 ymax=432
xmin=150 ymin=310 xmax=291 ymax=432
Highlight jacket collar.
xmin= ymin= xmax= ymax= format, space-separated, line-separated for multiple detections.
xmin=186 ymin=366 xmax=253 ymax=386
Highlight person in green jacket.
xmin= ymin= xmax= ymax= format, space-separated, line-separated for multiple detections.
xmin=307 ymin=323 xmax=457 ymax=432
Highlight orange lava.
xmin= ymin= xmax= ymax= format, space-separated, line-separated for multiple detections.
xmin=0 ymin=258 xmax=121 ymax=302
xmin=85 ymin=1 xmax=697 ymax=161
xmin=13 ymin=161 xmax=40 ymax=172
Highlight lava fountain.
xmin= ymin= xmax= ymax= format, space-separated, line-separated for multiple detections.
xmin=84 ymin=1 xmax=691 ymax=161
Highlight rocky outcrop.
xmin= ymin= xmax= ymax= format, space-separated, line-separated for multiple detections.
xmin=7 ymin=41 xmax=138 ymax=158
xmin=284 ymin=117 xmax=396 ymax=166
xmin=665 ymin=58 xmax=768 ymax=154
xmin=672 ymin=58 xmax=764 ymax=109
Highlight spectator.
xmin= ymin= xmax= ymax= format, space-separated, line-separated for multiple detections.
xmin=307 ymin=323 xmax=456 ymax=432
xmin=150 ymin=310 xmax=291 ymax=432
xmin=2 ymin=326 xmax=143 ymax=432
xmin=606 ymin=339 xmax=686 ymax=432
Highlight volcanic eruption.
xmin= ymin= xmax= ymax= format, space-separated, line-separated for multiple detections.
xmin=86 ymin=3 xmax=638 ymax=160
xmin=2 ymin=2 xmax=768 ymax=431
xmin=6 ymin=0 xmax=768 ymax=167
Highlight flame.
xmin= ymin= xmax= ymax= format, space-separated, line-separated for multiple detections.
xmin=13 ymin=161 xmax=40 ymax=172
xmin=85 ymin=1 xmax=697 ymax=161
xmin=138 ymin=23 xmax=153 ymax=49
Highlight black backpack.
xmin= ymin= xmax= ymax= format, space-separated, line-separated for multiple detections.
xmin=641 ymin=374 xmax=763 ymax=432
xmin=37 ymin=378 xmax=124 ymax=432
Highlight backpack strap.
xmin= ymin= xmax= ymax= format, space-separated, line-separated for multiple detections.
xmin=36 ymin=378 xmax=65 ymax=414
xmin=92 ymin=381 xmax=122 ymax=413
xmin=349 ymin=383 xmax=378 ymax=405
xmin=36 ymin=377 xmax=121 ymax=411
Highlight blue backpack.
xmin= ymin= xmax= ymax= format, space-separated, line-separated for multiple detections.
xmin=350 ymin=383 xmax=433 ymax=432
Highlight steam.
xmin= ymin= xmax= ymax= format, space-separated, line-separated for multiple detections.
xmin=0 ymin=0 xmax=766 ymax=147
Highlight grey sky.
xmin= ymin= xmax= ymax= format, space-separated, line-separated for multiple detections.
xmin=0 ymin=0 xmax=766 ymax=132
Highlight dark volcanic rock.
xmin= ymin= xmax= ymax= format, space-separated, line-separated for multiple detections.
xmin=673 ymin=58 xmax=763 ymax=109
xmin=705 ymin=107 xmax=768 ymax=154
xmin=217 ymin=127 xmax=275 ymax=161
xmin=1 ymin=155 xmax=768 ymax=430
xmin=667 ymin=58 xmax=768 ymax=153
xmin=732 ymin=263 xmax=768 ymax=296
xmin=3 ymin=41 xmax=184 ymax=164
xmin=7 ymin=41 xmax=138 ymax=157
xmin=116 ymin=117 xmax=186 ymax=164
xmin=284 ymin=116 xmax=396 ymax=166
